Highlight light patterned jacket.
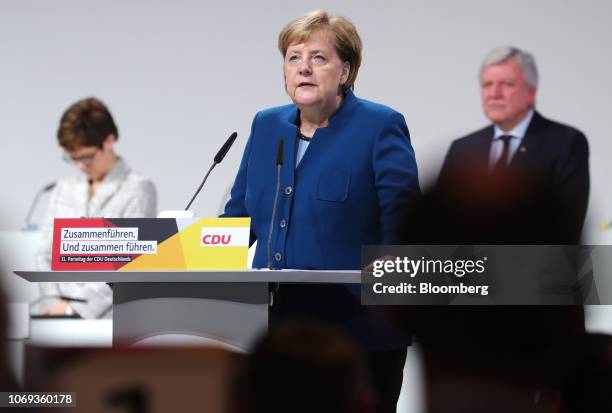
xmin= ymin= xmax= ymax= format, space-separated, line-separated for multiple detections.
xmin=35 ymin=158 xmax=157 ymax=318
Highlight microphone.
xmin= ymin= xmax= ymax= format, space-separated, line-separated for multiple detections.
xmin=276 ymin=139 xmax=284 ymax=166
xmin=23 ymin=182 xmax=56 ymax=230
xmin=214 ymin=131 xmax=238 ymax=164
xmin=185 ymin=132 xmax=238 ymax=211
xmin=267 ymin=139 xmax=284 ymax=269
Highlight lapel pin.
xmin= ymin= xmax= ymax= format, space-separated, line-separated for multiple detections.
xmin=519 ymin=146 xmax=527 ymax=153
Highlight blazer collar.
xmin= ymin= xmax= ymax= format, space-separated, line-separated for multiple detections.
xmin=87 ymin=157 xmax=131 ymax=212
xmin=284 ymin=89 xmax=358 ymax=128
xmin=328 ymin=89 xmax=357 ymax=127
xmin=498 ymin=110 xmax=544 ymax=169
xmin=513 ymin=110 xmax=543 ymax=159
xmin=280 ymin=91 xmax=358 ymax=172
xmin=521 ymin=110 xmax=545 ymax=138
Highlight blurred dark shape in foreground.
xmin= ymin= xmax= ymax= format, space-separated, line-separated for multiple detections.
xmin=561 ymin=333 xmax=612 ymax=413
xmin=25 ymin=346 xmax=241 ymax=413
xmin=236 ymin=321 xmax=375 ymax=413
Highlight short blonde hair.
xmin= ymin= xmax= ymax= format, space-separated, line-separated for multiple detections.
xmin=278 ymin=10 xmax=362 ymax=93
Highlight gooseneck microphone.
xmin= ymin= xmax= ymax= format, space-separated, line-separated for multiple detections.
xmin=185 ymin=132 xmax=238 ymax=211
xmin=23 ymin=182 xmax=56 ymax=230
xmin=267 ymin=139 xmax=284 ymax=269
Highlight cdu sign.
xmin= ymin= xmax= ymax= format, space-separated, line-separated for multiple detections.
xmin=200 ymin=227 xmax=250 ymax=247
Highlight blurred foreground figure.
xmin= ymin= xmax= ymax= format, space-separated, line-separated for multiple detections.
xmin=240 ymin=322 xmax=375 ymax=413
xmin=35 ymin=97 xmax=157 ymax=318
xmin=0 ymin=288 xmax=19 ymax=391
xmin=26 ymin=346 xmax=240 ymax=412
xmin=561 ymin=333 xmax=612 ymax=413
xmin=437 ymin=46 xmax=589 ymax=244
xmin=401 ymin=307 xmax=585 ymax=413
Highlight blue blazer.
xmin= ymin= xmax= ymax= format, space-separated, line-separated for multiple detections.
xmin=222 ymin=91 xmax=419 ymax=350
xmin=223 ymin=90 xmax=420 ymax=270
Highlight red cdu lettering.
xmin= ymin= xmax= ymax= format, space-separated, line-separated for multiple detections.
xmin=202 ymin=233 xmax=232 ymax=245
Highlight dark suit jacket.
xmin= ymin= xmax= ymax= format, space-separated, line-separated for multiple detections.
xmin=434 ymin=111 xmax=589 ymax=245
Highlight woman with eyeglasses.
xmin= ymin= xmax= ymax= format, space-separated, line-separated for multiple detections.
xmin=34 ymin=97 xmax=157 ymax=318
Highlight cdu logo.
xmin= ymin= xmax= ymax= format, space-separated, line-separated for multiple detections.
xmin=202 ymin=234 xmax=232 ymax=245
xmin=200 ymin=227 xmax=249 ymax=247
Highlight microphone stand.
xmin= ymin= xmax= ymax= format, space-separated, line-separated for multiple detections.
xmin=267 ymin=139 xmax=284 ymax=269
xmin=23 ymin=182 xmax=56 ymax=231
xmin=183 ymin=131 xmax=238 ymax=211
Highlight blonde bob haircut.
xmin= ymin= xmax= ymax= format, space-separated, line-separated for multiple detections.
xmin=278 ymin=10 xmax=362 ymax=93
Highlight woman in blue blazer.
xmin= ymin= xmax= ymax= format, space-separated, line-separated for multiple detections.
xmin=223 ymin=10 xmax=419 ymax=413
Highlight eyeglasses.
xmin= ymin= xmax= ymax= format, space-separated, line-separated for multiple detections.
xmin=62 ymin=148 xmax=100 ymax=165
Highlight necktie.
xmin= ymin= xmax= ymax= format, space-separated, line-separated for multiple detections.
xmin=491 ymin=135 xmax=512 ymax=175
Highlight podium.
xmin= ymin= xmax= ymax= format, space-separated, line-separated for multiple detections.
xmin=15 ymin=270 xmax=361 ymax=351
xmin=0 ymin=231 xmax=42 ymax=303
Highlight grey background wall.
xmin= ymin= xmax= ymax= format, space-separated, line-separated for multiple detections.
xmin=2 ymin=0 xmax=611 ymax=242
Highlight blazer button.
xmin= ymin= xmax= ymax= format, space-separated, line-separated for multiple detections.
xmin=279 ymin=219 xmax=287 ymax=228
xmin=274 ymin=252 xmax=282 ymax=262
xmin=284 ymin=186 xmax=293 ymax=196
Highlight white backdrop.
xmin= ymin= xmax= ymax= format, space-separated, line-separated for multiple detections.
xmin=1 ymin=0 xmax=611 ymax=242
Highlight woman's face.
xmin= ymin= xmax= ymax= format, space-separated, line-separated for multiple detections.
xmin=283 ymin=31 xmax=349 ymax=111
xmin=64 ymin=135 xmax=116 ymax=181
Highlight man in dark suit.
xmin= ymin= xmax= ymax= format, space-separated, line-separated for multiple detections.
xmin=437 ymin=46 xmax=589 ymax=244
xmin=399 ymin=47 xmax=593 ymax=412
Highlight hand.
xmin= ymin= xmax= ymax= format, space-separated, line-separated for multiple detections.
xmin=42 ymin=300 xmax=69 ymax=316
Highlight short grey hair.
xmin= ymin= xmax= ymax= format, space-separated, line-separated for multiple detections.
xmin=480 ymin=46 xmax=539 ymax=88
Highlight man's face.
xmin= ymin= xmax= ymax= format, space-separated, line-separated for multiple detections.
xmin=480 ymin=59 xmax=536 ymax=131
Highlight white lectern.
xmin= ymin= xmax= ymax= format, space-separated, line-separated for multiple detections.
xmin=15 ymin=270 xmax=361 ymax=351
